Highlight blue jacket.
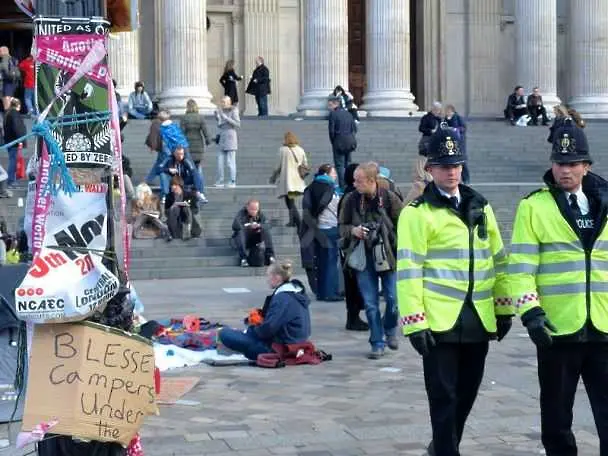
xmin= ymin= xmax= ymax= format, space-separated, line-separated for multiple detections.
xmin=254 ymin=280 xmax=311 ymax=344
xmin=160 ymin=156 xmax=202 ymax=190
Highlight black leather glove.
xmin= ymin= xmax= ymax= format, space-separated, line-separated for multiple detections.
xmin=496 ymin=316 xmax=512 ymax=342
xmin=521 ymin=307 xmax=557 ymax=348
xmin=409 ymin=329 xmax=436 ymax=357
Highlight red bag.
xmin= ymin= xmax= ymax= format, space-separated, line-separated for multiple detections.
xmin=15 ymin=144 xmax=25 ymax=180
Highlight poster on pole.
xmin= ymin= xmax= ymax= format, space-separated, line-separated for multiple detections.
xmin=34 ymin=16 xmax=113 ymax=168
xmin=15 ymin=185 xmax=119 ymax=323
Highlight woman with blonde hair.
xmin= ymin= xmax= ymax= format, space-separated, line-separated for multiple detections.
xmin=220 ymin=60 xmax=243 ymax=105
xmin=404 ymin=156 xmax=433 ymax=205
xmin=217 ymin=259 xmax=311 ymax=360
xmin=270 ymin=131 xmax=308 ymax=229
xmin=547 ymin=104 xmax=573 ymax=144
xmin=132 ymin=183 xmax=171 ymax=241
xmin=181 ymin=98 xmax=211 ymax=202
xmin=215 ymin=96 xmax=241 ymax=187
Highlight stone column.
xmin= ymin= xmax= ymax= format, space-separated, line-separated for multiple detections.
xmin=363 ymin=0 xmax=418 ymax=116
xmin=514 ymin=0 xmax=560 ymax=110
xmin=568 ymin=0 xmax=608 ymax=117
xmin=297 ymin=0 xmax=348 ymax=116
xmin=107 ymin=31 xmax=140 ymax=99
xmin=159 ymin=0 xmax=214 ymax=113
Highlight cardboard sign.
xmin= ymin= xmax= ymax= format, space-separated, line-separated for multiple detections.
xmin=16 ymin=187 xmax=119 ymax=323
xmin=34 ymin=17 xmax=113 ymax=168
xmin=22 ymin=322 xmax=158 ymax=446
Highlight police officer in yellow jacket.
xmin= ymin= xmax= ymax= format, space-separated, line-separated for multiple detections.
xmin=509 ymin=120 xmax=608 ymax=456
xmin=397 ymin=127 xmax=512 ymax=456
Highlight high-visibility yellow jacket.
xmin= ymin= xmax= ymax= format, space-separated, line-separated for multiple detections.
xmin=397 ymin=185 xmax=512 ymax=336
xmin=509 ymin=182 xmax=608 ymax=336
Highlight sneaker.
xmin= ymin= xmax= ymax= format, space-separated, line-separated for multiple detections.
xmin=240 ymin=259 xmax=249 ymax=267
xmin=386 ymin=336 xmax=399 ymax=351
xmin=227 ymin=182 xmax=236 ymax=188
xmin=368 ymin=346 xmax=384 ymax=360
xmin=198 ymin=193 xmax=208 ymax=204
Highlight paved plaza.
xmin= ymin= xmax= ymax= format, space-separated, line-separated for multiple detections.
xmin=139 ymin=277 xmax=598 ymax=455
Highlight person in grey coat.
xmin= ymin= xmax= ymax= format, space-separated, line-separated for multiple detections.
xmin=215 ymin=96 xmax=241 ymax=188
xmin=181 ymin=99 xmax=211 ymax=197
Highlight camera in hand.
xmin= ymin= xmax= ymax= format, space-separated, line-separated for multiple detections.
xmin=362 ymin=221 xmax=381 ymax=245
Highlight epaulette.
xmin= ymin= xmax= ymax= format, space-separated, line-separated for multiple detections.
xmin=523 ymin=188 xmax=547 ymax=199
xmin=408 ymin=196 xmax=425 ymax=208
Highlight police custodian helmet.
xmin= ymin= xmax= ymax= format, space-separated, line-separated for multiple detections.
xmin=426 ymin=124 xmax=466 ymax=166
xmin=551 ymin=119 xmax=592 ymax=165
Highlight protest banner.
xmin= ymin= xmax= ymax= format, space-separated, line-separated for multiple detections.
xmin=16 ymin=185 xmax=119 ymax=323
xmin=34 ymin=16 xmax=112 ymax=168
xmin=22 ymin=322 xmax=158 ymax=446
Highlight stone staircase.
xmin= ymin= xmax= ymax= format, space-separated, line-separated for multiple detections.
xmin=2 ymin=118 xmax=608 ymax=279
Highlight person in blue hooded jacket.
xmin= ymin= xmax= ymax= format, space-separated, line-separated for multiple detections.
xmin=218 ymin=260 xmax=312 ymax=360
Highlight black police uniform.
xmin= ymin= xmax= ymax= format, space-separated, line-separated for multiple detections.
xmin=525 ymin=121 xmax=608 ymax=456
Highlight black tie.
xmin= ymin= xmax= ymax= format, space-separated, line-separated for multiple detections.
xmin=569 ymin=194 xmax=581 ymax=215
xmin=449 ymin=196 xmax=459 ymax=210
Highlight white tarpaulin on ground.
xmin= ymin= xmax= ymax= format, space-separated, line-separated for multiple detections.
xmin=15 ymin=185 xmax=119 ymax=323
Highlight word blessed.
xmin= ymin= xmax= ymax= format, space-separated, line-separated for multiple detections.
xmin=50 ymin=332 xmax=155 ymax=440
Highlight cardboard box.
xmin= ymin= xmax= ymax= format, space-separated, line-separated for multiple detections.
xmin=22 ymin=322 xmax=158 ymax=446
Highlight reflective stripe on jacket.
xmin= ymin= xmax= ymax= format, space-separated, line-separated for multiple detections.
xmin=397 ymin=190 xmax=511 ymax=336
xmin=509 ymin=186 xmax=608 ymax=336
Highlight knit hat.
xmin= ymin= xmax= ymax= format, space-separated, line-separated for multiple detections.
xmin=551 ymin=119 xmax=592 ymax=164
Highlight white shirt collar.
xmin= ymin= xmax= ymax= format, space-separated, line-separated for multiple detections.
xmin=565 ymin=187 xmax=590 ymax=216
xmin=437 ymin=186 xmax=461 ymax=204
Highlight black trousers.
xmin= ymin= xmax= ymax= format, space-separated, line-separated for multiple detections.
xmin=234 ymin=227 xmax=275 ymax=262
xmin=423 ymin=342 xmax=489 ymax=456
xmin=284 ymin=195 xmax=301 ymax=229
xmin=167 ymin=205 xmax=192 ymax=239
xmin=529 ymin=105 xmax=549 ymax=124
xmin=506 ymin=106 xmax=528 ymax=120
xmin=537 ymin=343 xmax=608 ymax=456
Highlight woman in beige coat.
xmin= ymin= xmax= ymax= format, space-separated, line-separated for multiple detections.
xmin=271 ymin=131 xmax=308 ymax=229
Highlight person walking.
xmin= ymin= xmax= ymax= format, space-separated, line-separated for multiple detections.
xmin=181 ymin=99 xmax=211 ymax=202
xmin=214 ymin=96 xmax=240 ymax=188
xmin=246 ymin=56 xmax=271 ymax=117
xmin=271 ymin=131 xmax=307 ymax=229
xmin=328 ymin=95 xmax=357 ymax=189
xmin=397 ymin=126 xmax=512 ymax=456
xmin=18 ymin=53 xmax=36 ymax=116
xmin=3 ymin=98 xmax=26 ymax=187
xmin=0 ymin=47 xmax=19 ymax=112
xmin=220 ymin=60 xmax=243 ymax=106
xmin=509 ymin=120 xmax=608 ymax=456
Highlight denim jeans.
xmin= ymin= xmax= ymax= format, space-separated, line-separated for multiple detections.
xmin=128 ymin=106 xmax=151 ymax=119
xmin=356 ymin=253 xmax=398 ymax=349
xmin=315 ymin=226 xmax=341 ymax=300
xmin=332 ymin=149 xmax=352 ymax=189
xmin=24 ymin=88 xmax=36 ymax=115
xmin=255 ymin=95 xmax=268 ymax=116
xmin=159 ymin=173 xmax=170 ymax=197
xmin=7 ymin=146 xmax=18 ymax=185
xmin=219 ymin=326 xmax=272 ymax=361
xmin=146 ymin=153 xmax=167 ymax=186
xmin=217 ymin=150 xmax=236 ymax=184
xmin=194 ymin=160 xmax=206 ymax=193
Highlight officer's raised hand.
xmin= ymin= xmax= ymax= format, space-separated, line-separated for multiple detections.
xmin=521 ymin=308 xmax=557 ymax=348
xmin=496 ymin=316 xmax=512 ymax=341
xmin=409 ymin=329 xmax=436 ymax=357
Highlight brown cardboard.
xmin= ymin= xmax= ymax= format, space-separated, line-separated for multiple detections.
xmin=22 ymin=322 xmax=158 ymax=446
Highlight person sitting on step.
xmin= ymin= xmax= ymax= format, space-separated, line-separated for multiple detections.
xmin=164 ymin=176 xmax=201 ymax=241
xmin=218 ymin=260 xmax=311 ymax=361
xmin=161 ymin=145 xmax=207 ymax=205
xmin=231 ymin=199 xmax=276 ymax=267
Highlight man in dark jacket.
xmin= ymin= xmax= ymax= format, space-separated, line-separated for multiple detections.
xmin=328 ymin=96 xmax=357 ymax=189
xmin=339 ymin=162 xmax=404 ymax=359
xmin=418 ymin=102 xmax=443 ymax=155
xmin=246 ymin=56 xmax=271 ymax=117
xmin=160 ymin=146 xmax=206 ymax=203
xmin=164 ymin=176 xmax=201 ymax=240
xmin=3 ymin=98 xmax=26 ymax=187
xmin=527 ymin=86 xmax=550 ymax=126
xmin=232 ymin=199 xmax=276 ymax=267
xmin=504 ymin=85 xmax=528 ymax=125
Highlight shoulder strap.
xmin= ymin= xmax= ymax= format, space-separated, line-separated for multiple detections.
xmin=288 ymin=147 xmax=300 ymax=165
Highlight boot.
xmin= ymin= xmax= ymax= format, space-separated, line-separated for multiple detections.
xmin=160 ymin=198 xmax=166 ymax=222
xmin=346 ymin=312 xmax=369 ymax=331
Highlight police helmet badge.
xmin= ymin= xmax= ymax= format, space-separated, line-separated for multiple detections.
xmin=559 ymin=133 xmax=576 ymax=154
xmin=445 ymin=137 xmax=456 ymax=155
